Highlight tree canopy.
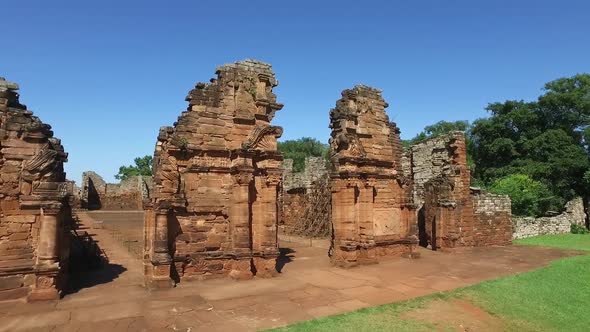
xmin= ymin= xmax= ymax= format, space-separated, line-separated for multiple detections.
xmin=115 ymin=155 xmax=153 ymax=181
xmin=470 ymin=74 xmax=590 ymax=214
xmin=278 ymin=137 xmax=329 ymax=172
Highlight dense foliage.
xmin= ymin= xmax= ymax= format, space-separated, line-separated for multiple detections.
xmin=470 ymin=74 xmax=590 ymax=215
xmin=278 ymin=137 xmax=329 ymax=172
xmin=488 ymin=174 xmax=553 ymax=216
xmin=115 ymin=155 xmax=153 ymax=180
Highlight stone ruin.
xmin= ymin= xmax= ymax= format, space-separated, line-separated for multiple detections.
xmin=144 ymin=60 xmax=284 ymax=287
xmin=0 ymin=77 xmax=71 ymax=301
xmin=410 ymin=132 xmax=512 ymax=249
xmin=329 ymin=85 xmax=417 ymax=267
xmin=280 ymin=157 xmax=328 ymax=229
xmin=79 ymin=171 xmax=152 ymax=210
xmin=0 ymin=61 xmax=517 ymax=303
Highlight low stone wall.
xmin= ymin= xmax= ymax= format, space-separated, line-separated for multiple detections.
xmin=472 ymin=191 xmax=513 ymax=246
xmin=80 ymin=171 xmax=152 ymax=210
xmin=513 ymin=198 xmax=586 ymax=239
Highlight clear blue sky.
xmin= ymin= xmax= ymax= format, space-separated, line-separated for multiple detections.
xmin=2 ymin=0 xmax=589 ymax=183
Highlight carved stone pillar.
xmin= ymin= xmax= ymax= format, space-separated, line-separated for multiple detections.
xmin=146 ymin=209 xmax=174 ymax=288
xmin=331 ymin=181 xmax=359 ymax=267
xmin=252 ymin=171 xmax=280 ymax=278
xmin=358 ymin=181 xmax=377 ymax=264
xmin=28 ymin=207 xmax=60 ymax=301
xmin=229 ymin=172 xmax=254 ymax=280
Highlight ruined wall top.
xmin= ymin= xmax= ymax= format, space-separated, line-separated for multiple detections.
xmin=156 ymin=59 xmax=284 ymax=154
xmin=410 ymin=131 xmax=469 ymax=207
xmin=329 ymin=85 xmax=397 ymax=176
xmin=0 ymin=76 xmax=68 ymax=210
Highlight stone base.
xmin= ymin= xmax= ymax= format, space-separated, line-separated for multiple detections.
xmin=27 ymin=287 xmax=59 ymax=301
xmin=375 ymin=243 xmax=417 ymax=257
xmin=252 ymin=257 xmax=278 ymax=278
xmin=145 ymin=262 xmax=174 ymax=289
xmin=332 ymin=243 xmax=418 ymax=267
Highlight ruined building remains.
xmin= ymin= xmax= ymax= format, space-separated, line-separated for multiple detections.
xmin=281 ymin=157 xmax=328 ymax=228
xmin=80 ymin=171 xmax=152 ymax=210
xmin=513 ymin=197 xmax=586 ymax=239
xmin=410 ymin=133 xmax=512 ymax=249
xmin=0 ymin=77 xmax=71 ymax=301
xmin=145 ymin=60 xmax=283 ymax=287
xmin=329 ymin=85 xmax=417 ymax=267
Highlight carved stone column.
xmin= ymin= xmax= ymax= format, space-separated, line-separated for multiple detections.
xmin=229 ymin=172 xmax=254 ymax=280
xmin=331 ymin=180 xmax=359 ymax=267
xmin=358 ymin=180 xmax=377 ymax=264
xmin=28 ymin=207 xmax=61 ymax=301
xmin=252 ymin=171 xmax=280 ymax=277
xmin=146 ymin=209 xmax=174 ymax=288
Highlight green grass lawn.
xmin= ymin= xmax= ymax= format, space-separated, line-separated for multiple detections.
xmin=515 ymin=233 xmax=590 ymax=251
xmin=273 ymin=234 xmax=590 ymax=332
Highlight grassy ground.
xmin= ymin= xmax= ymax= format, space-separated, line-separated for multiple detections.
xmin=273 ymin=234 xmax=590 ymax=332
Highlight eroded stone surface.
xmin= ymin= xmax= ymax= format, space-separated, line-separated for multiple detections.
xmin=411 ymin=133 xmax=513 ymax=249
xmin=0 ymin=77 xmax=71 ymax=301
xmin=144 ymin=59 xmax=284 ymax=286
xmin=329 ymin=85 xmax=417 ymax=267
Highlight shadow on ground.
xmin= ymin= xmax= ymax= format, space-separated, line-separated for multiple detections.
xmin=65 ymin=263 xmax=128 ymax=296
xmin=276 ymin=247 xmax=296 ymax=273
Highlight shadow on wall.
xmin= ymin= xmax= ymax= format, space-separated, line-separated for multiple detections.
xmin=86 ymin=178 xmax=102 ymax=210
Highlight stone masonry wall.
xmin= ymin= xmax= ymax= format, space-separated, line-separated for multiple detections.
xmin=80 ymin=171 xmax=151 ymax=210
xmin=329 ymin=85 xmax=417 ymax=267
xmin=513 ymin=197 xmax=586 ymax=239
xmin=472 ymin=190 xmax=512 ymax=246
xmin=0 ymin=77 xmax=71 ymax=301
xmin=145 ymin=59 xmax=284 ymax=287
xmin=412 ymin=132 xmax=475 ymax=249
xmin=281 ymin=157 xmax=328 ymax=227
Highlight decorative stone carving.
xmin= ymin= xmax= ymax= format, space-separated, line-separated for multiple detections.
xmin=0 ymin=77 xmax=71 ymax=301
xmin=144 ymin=60 xmax=284 ymax=287
xmin=329 ymin=85 xmax=418 ymax=267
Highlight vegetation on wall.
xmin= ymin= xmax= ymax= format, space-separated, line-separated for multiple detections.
xmin=115 ymin=155 xmax=153 ymax=181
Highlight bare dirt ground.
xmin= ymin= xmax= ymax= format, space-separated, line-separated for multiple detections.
xmin=0 ymin=211 xmax=579 ymax=331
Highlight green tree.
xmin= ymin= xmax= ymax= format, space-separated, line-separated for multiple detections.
xmin=470 ymin=74 xmax=590 ymax=214
xmin=115 ymin=155 xmax=153 ymax=181
xmin=489 ymin=174 xmax=553 ymax=217
xmin=278 ymin=137 xmax=329 ymax=172
xmin=403 ymin=120 xmax=470 ymax=147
